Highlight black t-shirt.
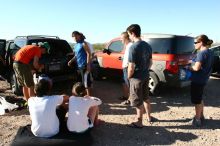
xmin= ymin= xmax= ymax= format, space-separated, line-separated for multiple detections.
xmin=191 ymin=49 xmax=214 ymax=85
xmin=128 ymin=40 xmax=152 ymax=79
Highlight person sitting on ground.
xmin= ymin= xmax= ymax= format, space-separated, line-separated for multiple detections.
xmin=67 ymin=82 xmax=102 ymax=134
xmin=28 ymin=77 xmax=69 ymax=138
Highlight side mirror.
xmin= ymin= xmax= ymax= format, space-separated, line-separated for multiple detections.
xmin=103 ymin=49 xmax=111 ymax=55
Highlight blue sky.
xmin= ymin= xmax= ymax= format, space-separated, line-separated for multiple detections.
xmin=0 ymin=0 xmax=219 ymax=43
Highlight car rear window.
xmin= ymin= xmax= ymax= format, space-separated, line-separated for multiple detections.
xmin=145 ymin=36 xmax=194 ymax=55
xmin=173 ymin=36 xmax=195 ymax=54
xmin=146 ymin=38 xmax=172 ymax=54
xmin=28 ymin=39 xmax=72 ymax=58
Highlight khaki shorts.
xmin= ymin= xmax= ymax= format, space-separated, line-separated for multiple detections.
xmin=129 ymin=77 xmax=149 ymax=107
xmin=13 ymin=62 xmax=34 ymax=87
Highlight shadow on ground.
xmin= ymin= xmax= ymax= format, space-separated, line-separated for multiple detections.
xmin=92 ymin=122 xmax=198 ymax=146
xmin=92 ymin=77 xmax=220 ymax=116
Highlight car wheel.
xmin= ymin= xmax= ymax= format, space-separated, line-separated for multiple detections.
xmin=91 ymin=64 xmax=102 ymax=80
xmin=10 ymin=72 xmax=22 ymax=95
xmin=149 ymin=72 xmax=159 ymax=95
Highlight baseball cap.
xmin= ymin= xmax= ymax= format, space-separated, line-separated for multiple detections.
xmin=38 ymin=42 xmax=50 ymax=53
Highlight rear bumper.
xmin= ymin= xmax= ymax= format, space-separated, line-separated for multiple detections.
xmin=163 ymin=71 xmax=191 ymax=88
xmin=176 ymin=80 xmax=191 ymax=87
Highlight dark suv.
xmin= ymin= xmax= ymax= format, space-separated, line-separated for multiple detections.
xmin=0 ymin=36 xmax=76 ymax=95
xmin=210 ymin=45 xmax=220 ymax=76
xmin=92 ymin=34 xmax=195 ymax=94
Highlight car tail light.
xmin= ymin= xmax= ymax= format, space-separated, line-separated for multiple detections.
xmin=166 ymin=61 xmax=179 ymax=74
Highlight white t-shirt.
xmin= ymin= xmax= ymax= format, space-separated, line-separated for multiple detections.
xmin=122 ymin=42 xmax=133 ymax=68
xmin=67 ymin=96 xmax=102 ymax=133
xmin=28 ymin=95 xmax=63 ymax=137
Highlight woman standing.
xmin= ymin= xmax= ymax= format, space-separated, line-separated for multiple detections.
xmin=68 ymin=31 xmax=92 ymax=96
xmin=188 ymin=34 xmax=214 ymax=127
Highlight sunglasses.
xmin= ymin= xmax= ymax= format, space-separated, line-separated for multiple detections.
xmin=194 ymin=41 xmax=200 ymax=44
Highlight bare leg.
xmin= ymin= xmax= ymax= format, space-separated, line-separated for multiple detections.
xmin=143 ymin=99 xmax=151 ymax=121
xmin=86 ymin=88 xmax=92 ymax=96
xmin=23 ymin=86 xmax=30 ymax=101
xmin=195 ymin=102 xmax=204 ymax=120
xmin=88 ymin=106 xmax=99 ymax=124
xmin=29 ymin=86 xmax=35 ymax=97
xmin=122 ymin=83 xmax=129 ymax=98
xmin=201 ymin=101 xmax=204 ymax=117
xmin=134 ymin=104 xmax=144 ymax=126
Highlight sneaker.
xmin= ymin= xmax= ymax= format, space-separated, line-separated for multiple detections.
xmin=192 ymin=117 xmax=202 ymax=127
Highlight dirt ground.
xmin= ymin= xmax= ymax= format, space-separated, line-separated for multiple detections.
xmin=0 ymin=76 xmax=220 ymax=146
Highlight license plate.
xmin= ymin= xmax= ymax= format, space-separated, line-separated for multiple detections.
xmin=49 ymin=64 xmax=60 ymax=71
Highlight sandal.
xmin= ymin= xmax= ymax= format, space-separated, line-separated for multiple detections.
xmin=147 ymin=116 xmax=158 ymax=123
xmin=127 ymin=122 xmax=143 ymax=129
xmin=121 ymin=100 xmax=130 ymax=105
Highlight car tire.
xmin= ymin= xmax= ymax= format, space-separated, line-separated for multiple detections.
xmin=10 ymin=72 xmax=22 ymax=95
xmin=91 ymin=64 xmax=102 ymax=80
xmin=149 ymin=72 xmax=159 ymax=95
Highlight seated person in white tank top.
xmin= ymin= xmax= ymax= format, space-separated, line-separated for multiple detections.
xmin=28 ymin=78 xmax=69 ymax=138
xmin=67 ymin=82 xmax=102 ymax=133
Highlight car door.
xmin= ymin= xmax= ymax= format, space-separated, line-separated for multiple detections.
xmin=102 ymin=39 xmax=124 ymax=69
xmin=212 ymin=46 xmax=220 ymax=72
xmin=0 ymin=39 xmax=6 ymax=77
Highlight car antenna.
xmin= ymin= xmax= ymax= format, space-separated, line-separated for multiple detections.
xmin=185 ymin=33 xmax=192 ymax=36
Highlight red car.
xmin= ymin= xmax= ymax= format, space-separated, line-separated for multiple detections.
xmin=92 ymin=34 xmax=195 ymax=94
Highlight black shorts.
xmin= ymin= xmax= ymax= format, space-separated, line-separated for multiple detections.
xmin=78 ymin=68 xmax=93 ymax=88
xmin=129 ymin=78 xmax=149 ymax=107
xmin=190 ymin=82 xmax=205 ymax=104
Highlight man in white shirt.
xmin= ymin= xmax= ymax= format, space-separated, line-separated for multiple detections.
xmin=67 ymin=82 xmax=102 ymax=133
xmin=120 ymin=32 xmax=133 ymax=105
xmin=28 ymin=77 xmax=69 ymax=137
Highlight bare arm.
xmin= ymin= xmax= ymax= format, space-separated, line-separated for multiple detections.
xmin=128 ymin=62 xmax=135 ymax=79
xmin=68 ymin=56 xmax=76 ymax=66
xmin=83 ymin=42 xmax=92 ymax=72
xmin=33 ymin=56 xmax=43 ymax=71
xmin=190 ymin=62 xmax=202 ymax=71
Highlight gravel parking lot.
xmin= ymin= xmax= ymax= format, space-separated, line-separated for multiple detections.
xmin=0 ymin=76 xmax=220 ymax=146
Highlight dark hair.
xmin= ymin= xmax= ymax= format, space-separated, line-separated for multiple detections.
xmin=121 ymin=32 xmax=130 ymax=41
xmin=72 ymin=82 xmax=86 ymax=96
xmin=35 ymin=79 xmax=51 ymax=97
xmin=79 ymin=33 xmax=86 ymax=41
xmin=126 ymin=24 xmax=141 ymax=37
xmin=72 ymin=31 xmax=86 ymax=42
xmin=196 ymin=34 xmax=213 ymax=46
xmin=72 ymin=31 xmax=81 ymax=37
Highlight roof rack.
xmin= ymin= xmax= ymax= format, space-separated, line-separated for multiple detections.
xmin=15 ymin=35 xmax=60 ymax=39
